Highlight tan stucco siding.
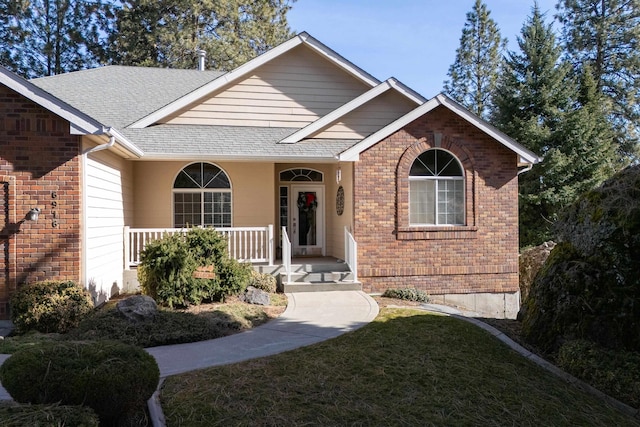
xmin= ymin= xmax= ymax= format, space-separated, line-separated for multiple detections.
xmin=161 ymin=45 xmax=371 ymax=128
xmin=133 ymin=161 xmax=274 ymax=228
xmin=314 ymin=90 xmax=417 ymax=139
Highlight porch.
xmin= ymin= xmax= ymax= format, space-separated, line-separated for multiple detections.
xmin=123 ymin=226 xmax=360 ymax=293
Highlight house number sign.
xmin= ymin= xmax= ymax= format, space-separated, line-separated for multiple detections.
xmin=51 ymin=191 xmax=58 ymax=228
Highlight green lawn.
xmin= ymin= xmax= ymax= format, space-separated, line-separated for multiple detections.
xmin=161 ymin=308 xmax=640 ymax=426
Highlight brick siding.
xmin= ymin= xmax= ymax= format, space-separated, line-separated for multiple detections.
xmin=354 ymin=105 xmax=520 ymax=296
xmin=0 ymin=85 xmax=82 ymax=318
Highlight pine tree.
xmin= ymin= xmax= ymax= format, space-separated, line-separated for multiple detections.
xmin=556 ymin=0 xmax=640 ymax=159
xmin=492 ymin=4 xmax=618 ymax=247
xmin=108 ymin=0 xmax=294 ymax=71
xmin=1 ymin=0 xmax=113 ymax=78
xmin=444 ymin=0 xmax=506 ymax=119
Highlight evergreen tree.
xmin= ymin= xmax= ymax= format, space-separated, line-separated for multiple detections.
xmin=0 ymin=0 xmax=113 ymax=78
xmin=108 ymin=0 xmax=294 ymax=70
xmin=493 ymin=4 xmax=618 ymax=247
xmin=556 ymin=0 xmax=640 ymax=159
xmin=444 ymin=0 xmax=506 ymax=119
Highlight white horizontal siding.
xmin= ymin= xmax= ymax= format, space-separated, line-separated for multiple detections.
xmin=85 ymin=150 xmax=131 ymax=304
xmin=161 ymin=45 xmax=370 ymax=128
xmin=314 ymin=90 xmax=416 ymax=139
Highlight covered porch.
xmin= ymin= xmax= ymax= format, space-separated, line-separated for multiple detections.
xmin=122 ymin=225 xmax=359 ymax=293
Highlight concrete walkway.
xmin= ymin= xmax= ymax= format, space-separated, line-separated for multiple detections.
xmin=0 ymin=291 xmax=379 ymax=403
xmin=147 ymin=291 xmax=379 ymax=377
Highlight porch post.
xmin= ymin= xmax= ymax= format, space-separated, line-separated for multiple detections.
xmin=123 ymin=226 xmax=130 ymax=271
xmin=268 ymin=224 xmax=274 ymax=266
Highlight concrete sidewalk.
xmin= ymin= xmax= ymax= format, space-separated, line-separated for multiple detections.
xmin=148 ymin=291 xmax=379 ymax=377
xmin=0 ymin=291 xmax=379 ymax=401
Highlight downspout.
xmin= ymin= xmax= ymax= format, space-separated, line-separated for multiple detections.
xmin=517 ymin=164 xmax=533 ymax=175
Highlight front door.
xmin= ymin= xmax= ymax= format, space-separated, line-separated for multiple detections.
xmin=291 ymin=185 xmax=324 ymax=256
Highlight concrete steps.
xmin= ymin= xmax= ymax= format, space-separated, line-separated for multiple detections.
xmin=277 ymin=260 xmax=361 ymax=293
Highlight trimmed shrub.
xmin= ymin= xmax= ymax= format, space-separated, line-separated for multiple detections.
xmin=138 ymin=228 xmax=251 ymax=307
xmin=0 ymin=340 xmax=160 ymax=426
xmin=10 ymin=281 xmax=93 ymax=334
xmin=248 ymin=270 xmax=277 ymax=293
xmin=382 ymin=288 xmax=430 ymax=303
xmin=557 ymin=340 xmax=640 ymax=409
xmin=0 ymin=402 xmax=99 ymax=427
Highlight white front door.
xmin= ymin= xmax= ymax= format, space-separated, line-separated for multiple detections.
xmin=291 ymin=185 xmax=324 ymax=256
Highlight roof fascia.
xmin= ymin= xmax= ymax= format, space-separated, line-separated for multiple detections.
xmin=105 ymin=127 xmax=144 ymax=158
xmin=436 ymin=94 xmax=542 ymax=165
xmin=0 ymin=66 xmax=104 ymax=135
xmin=279 ymin=77 xmax=426 ymax=144
xmin=135 ymin=153 xmax=341 ymax=163
xmin=129 ymin=32 xmax=382 ymax=129
xmin=339 ymin=93 xmax=543 ymax=165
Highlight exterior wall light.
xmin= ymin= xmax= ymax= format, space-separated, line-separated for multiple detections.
xmin=336 ymin=167 xmax=342 ymax=184
xmin=25 ymin=208 xmax=41 ymax=222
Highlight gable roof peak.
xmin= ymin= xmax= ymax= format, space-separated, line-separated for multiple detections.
xmin=129 ymin=31 xmax=381 ymax=129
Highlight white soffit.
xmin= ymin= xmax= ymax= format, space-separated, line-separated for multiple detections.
xmin=128 ymin=32 xmax=382 ymax=129
xmin=339 ymin=93 xmax=542 ymax=165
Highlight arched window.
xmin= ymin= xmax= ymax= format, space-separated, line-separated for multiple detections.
xmin=173 ymin=162 xmax=231 ymax=228
xmin=279 ymin=168 xmax=323 ymax=182
xmin=409 ymin=149 xmax=464 ymax=225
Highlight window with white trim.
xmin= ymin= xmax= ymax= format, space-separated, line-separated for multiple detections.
xmin=409 ymin=149 xmax=464 ymax=225
xmin=173 ymin=162 xmax=231 ymax=227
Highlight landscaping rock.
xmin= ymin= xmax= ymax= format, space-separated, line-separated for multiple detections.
xmin=116 ymin=295 xmax=158 ymax=322
xmin=240 ymin=286 xmax=270 ymax=306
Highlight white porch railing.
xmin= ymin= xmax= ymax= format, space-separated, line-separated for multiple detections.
xmin=124 ymin=225 xmax=274 ymax=269
xmin=344 ymin=226 xmax=358 ymax=282
xmin=281 ymin=226 xmax=292 ymax=284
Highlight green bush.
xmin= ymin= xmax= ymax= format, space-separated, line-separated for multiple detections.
xmin=557 ymin=340 xmax=640 ymax=408
xmin=382 ymin=288 xmax=430 ymax=303
xmin=138 ymin=228 xmax=251 ymax=307
xmin=249 ymin=270 xmax=277 ymax=293
xmin=0 ymin=340 xmax=159 ymax=426
xmin=10 ymin=281 xmax=93 ymax=334
xmin=0 ymin=402 xmax=99 ymax=427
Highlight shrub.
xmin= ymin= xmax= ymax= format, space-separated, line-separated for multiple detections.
xmin=66 ymin=307 xmax=236 ymax=347
xmin=0 ymin=402 xmax=99 ymax=427
xmin=138 ymin=228 xmax=251 ymax=307
xmin=0 ymin=340 xmax=160 ymax=426
xmin=248 ymin=270 xmax=277 ymax=293
xmin=10 ymin=281 xmax=93 ymax=334
xmin=557 ymin=340 xmax=640 ymax=408
xmin=382 ymin=288 xmax=430 ymax=303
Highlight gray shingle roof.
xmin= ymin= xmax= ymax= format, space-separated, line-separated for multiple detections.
xmin=29 ymin=65 xmax=364 ymax=160
xmin=31 ymin=66 xmax=224 ymax=128
xmin=121 ymin=125 xmax=359 ymax=160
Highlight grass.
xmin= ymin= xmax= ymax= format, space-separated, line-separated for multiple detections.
xmin=161 ymin=308 xmax=640 ymax=426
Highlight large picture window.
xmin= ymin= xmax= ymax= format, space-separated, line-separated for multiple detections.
xmin=409 ymin=149 xmax=464 ymax=225
xmin=173 ymin=162 xmax=231 ymax=227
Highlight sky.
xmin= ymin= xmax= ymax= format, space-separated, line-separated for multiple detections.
xmin=288 ymin=0 xmax=558 ymax=98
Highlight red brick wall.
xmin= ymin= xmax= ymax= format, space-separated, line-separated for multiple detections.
xmin=354 ymin=106 xmax=519 ymax=295
xmin=0 ymin=85 xmax=82 ymax=318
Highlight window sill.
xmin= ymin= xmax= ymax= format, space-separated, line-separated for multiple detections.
xmin=396 ymin=225 xmax=478 ymax=240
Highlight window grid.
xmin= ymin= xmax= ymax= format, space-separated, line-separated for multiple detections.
xmin=409 ymin=149 xmax=464 ymax=226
